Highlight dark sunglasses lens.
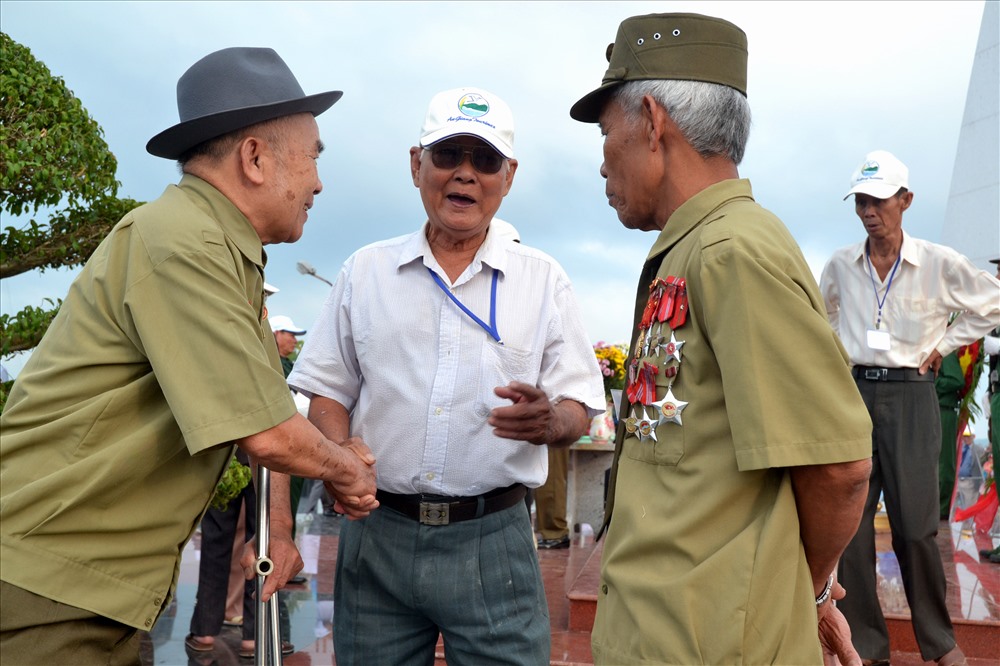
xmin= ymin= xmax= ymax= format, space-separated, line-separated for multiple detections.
xmin=472 ymin=148 xmax=503 ymax=174
xmin=430 ymin=145 xmax=462 ymax=169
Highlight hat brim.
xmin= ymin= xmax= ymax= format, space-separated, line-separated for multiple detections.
xmin=843 ymin=181 xmax=902 ymax=201
xmin=419 ymin=129 xmax=514 ymax=159
xmin=146 ymin=91 xmax=343 ymax=160
xmin=570 ymin=81 xmax=623 ymax=123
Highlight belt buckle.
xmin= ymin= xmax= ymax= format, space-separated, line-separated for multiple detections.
xmin=419 ymin=501 xmax=450 ymax=525
xmin=863 ymin=368 xmax=887 ymax=381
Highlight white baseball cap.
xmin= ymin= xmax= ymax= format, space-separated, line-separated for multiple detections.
xmin=263 ymin=282 xmax=279 ymax=295
xmin=844 ymin=150 xmax=909 ymax=200
xmin=418 ymin=87 xmax=515 ymax=158
xmin=269 ymin=315 xmax=306 ymax=335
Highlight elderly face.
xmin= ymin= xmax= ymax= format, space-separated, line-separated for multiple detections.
xmin=854 ymin=191 xmax=911 ymax=244
xmin=409 ymin=135 xmax=516 ymax=244
xmin=261 ymin=114 xmax=325 ymax=244
xmin=598 ymin=99 xmax=660 ymax=232
xmin=274 ymin=329 xmax=299 ymax=358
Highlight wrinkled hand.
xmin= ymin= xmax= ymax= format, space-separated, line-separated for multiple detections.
xmin=818 ymin=581 xmax=860 ymax=666
xmin=489 ymin=382 xmax=556 ymax=445
xmin=239 ymin=532 xmax=303 ymax=603
xmin=919 ymin=349 xmax=943 ymax=377
xmin=323 ymin=436 xmax=379 ymax=520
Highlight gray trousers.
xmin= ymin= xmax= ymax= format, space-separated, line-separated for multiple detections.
xmin=838 ymin=378 xmax=956 ymax=662
xmin=333 ymin=501 xmax=550 ymax=666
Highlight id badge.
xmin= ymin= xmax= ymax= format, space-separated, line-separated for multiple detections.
xmin=866 ymin=328 xmax=891 ymax=351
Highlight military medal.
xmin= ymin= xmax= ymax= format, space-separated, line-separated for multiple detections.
xmin=651 ymin=386 xmax=688 ymax=426
xmin=658 ymin=331 xmax=685 ymax=363
xmin=624 ymin=274 xmax=691 ymax=440
xmin=624 ymin=405 xmax=643 ymax=435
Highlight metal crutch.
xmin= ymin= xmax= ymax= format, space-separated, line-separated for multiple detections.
xmin=254 ymin=464 xmax=283 ymax=666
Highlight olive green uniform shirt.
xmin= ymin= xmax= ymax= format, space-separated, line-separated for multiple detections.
xmin=591 ymin=179 xmax=872 ymax=665
xmin=0 ymin=175 xmax=296 ymax=630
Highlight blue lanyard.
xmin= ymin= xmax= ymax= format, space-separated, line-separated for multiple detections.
xmin=428 ymin=267 xmax=502 ymax=344
xmin=865 ymin=246 xmax=902 ymax=330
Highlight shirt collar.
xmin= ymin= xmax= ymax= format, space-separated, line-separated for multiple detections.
xmin=178 ymin=174 xmax=266 ymax=269
xmin=397 ymin=221 xmax=511 ymax=281
xmin=646 ymin=179 xmax=755 ymax=261
xmin=851 ymin=229 xmax=919 ymax=267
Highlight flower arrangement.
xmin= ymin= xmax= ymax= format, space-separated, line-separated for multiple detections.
xmin=593 ymin=341 xmax=628 ymax=403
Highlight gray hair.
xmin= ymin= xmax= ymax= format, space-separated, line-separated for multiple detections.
xmin=178 ymin=116 xmax=293 ymax=169
xmin=614 ymin=80 xmax=751 ymax=165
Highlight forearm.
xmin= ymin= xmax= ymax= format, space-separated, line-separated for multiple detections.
xmin=306 ymin=394 xmax=352 ymax=443
xmin=545 ymin=399 xmax=590 ymax=448
xmin=790 ymin=459 xmax=871 ymax=594
xmin=238 ymin=412 xmax=353 ymax=483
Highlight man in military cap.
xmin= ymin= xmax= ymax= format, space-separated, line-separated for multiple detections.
xmin=0 ymin=48 xmax=377 ymax=663
xmin=571 ymin=13 xmax=874 ymax=664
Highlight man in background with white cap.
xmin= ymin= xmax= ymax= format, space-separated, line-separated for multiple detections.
xmin=0 ymin=47 xmax=377 ymax=662
xmin=270 ymin=314 xmax=307 ymax=379
xmin=821 ymin=150 xmax=1000 ymax=666
xmin=289 ymin=87 xmax=605 ymax=665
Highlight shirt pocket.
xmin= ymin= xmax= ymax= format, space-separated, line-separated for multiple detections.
xmin=474 ymin=343 xmax=537 ymax=417
xmin=886 ymin=298 xmax=936 ymax=345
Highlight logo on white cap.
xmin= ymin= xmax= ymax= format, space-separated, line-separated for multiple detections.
xmin=458 ymin=93 xmax=489 ymax=118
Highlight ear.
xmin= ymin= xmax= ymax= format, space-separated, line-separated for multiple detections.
xmin=640 ymin=94 xmax=668 ymax=152
xmin=899 ymin=190 xmax=914 ymax=212
xmin=239 ymin=136 xmax=267 ymax=185
xmin=409 ymin=147 xmax=422 ymax=188
xmin=501 ymin=158 xmax=518 ymax=196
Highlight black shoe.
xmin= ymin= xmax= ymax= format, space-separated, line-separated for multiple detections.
xmin=288 ymin=575 xmax=307 ymax=585
xmin=979 ymin=547 xmax=999 ymax=557
xmin=537 ymin=536 xmax=570 ymax=549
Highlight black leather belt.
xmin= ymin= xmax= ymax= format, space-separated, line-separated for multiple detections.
xmin=376 ymin=483 xmax=527 ymax=526
xmin=851 ymin=365 xmax=934 ymax=382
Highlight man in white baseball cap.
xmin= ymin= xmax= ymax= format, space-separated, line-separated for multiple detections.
xmin=288 ymin=86 xmax=605 ymax=665
xmin=821 ymin=149 xmax=1000 ymax=666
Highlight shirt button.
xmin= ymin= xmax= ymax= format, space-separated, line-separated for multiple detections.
xmin=435 ymin=407 xmax=443 ymax=415
xmin=144 ymin=618 xmax=152 ymax=627
xmin=601 ymin=584 xmax=608 ymax=595
xmin=426 ymin=473 xmax=435 ymax=481
xmin=154 ymin=597 xmax=162 ymax=606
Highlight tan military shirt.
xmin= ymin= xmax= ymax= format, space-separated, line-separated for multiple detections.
xmin=0 ymin=175 xmax=296 ymax=629
xmin=591 ymin=179 xmax=872 ymax=665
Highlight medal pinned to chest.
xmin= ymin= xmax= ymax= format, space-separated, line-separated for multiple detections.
xmin=626 ymin=276 xmax=690 ymax=440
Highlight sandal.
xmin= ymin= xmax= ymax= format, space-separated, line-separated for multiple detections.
xmin=184 ymin=634 xmax=214 ymax=652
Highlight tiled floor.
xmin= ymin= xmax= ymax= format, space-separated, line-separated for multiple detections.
xmin=140 ymin=513 xmax=999 ymax=665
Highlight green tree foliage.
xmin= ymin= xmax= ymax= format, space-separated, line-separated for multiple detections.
xmin=0 ymin=32 xmax=142 ymax=410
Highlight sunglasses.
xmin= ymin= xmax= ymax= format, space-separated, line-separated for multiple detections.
xmin=427 ymin=143 xmax=506 ymax=175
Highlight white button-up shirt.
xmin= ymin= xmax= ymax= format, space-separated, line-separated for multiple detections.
xmin=820 ymin=230 xmax=1000 ymax=368
xmin=289 ymin=222 xmax=606 ymax=496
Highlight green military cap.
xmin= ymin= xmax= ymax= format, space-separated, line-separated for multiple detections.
xmin=570 ymin=13 xmax=748 ymax=123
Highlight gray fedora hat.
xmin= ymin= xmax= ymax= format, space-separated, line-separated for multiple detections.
xmin=146 ymin=47 xmax=342 ymax=159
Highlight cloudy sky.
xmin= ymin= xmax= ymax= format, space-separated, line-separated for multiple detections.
xmin=0 ymin=0 xmax=991 ymax=377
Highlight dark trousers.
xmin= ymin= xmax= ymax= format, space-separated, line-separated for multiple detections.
xmin=190 ymin=485 xmax=258 ymax=641
xmin=938 ymin=407 xmax=959 ymax=518
xmin=838 ymin=378 xmax=956 ymax=661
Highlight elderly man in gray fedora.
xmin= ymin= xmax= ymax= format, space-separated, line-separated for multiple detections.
xmin=0 ymin=47 xmax=378 ymax=664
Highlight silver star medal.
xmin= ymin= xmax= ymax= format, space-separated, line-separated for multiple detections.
xmin=637 ymin=414 xmax=657 ymax=442
xmin=651 ymin=386 xmax=688 ymax=426
xmin=624 ymin=405 xmax=643 ymax=436
xmin=657 ymin=331 xmax=685 ymax=363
